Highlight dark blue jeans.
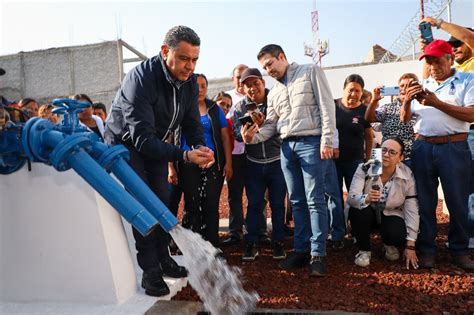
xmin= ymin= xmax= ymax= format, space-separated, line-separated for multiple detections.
xmin=244 ymin=159 xmax=286 ymax=244
xmin=411 ymin=139 xmax=471 ymax=256
xmin=468 ymin=129 xmax=474 ymax=238
xmin=325 ymin=159 xmax=345 ymax=241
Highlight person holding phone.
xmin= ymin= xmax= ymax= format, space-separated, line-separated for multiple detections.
xmin=235 ymin=68 xmax=287 ymax=262
xmin=365 ymin=73 xmax=418 ymax=167
xmin=401 ymin=39 xmax=474 ymax=271
xmin=419 ymin=18 xmax=474 ymax=77
xmin=347 ymin=138 xmax=419 ymax=269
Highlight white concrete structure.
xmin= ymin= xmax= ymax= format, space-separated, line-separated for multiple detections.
xmin=0 ymin=164 xmax=137 ymax=303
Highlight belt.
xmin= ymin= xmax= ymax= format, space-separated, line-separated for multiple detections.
xmin=283 ymin=135 xmax=314 ymax=142
xmin=415 ymin=132 xmax=468 ymax=144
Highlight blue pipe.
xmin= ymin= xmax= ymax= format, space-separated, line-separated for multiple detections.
xmin=90 ymin=141 xmax=179 ymax=232
xmin=64 ymin=148 xmax=160 ymax=236
xmin=111 ymin=158 xmax=178 ymax=232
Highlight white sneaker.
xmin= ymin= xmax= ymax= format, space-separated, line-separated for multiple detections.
xmin=354 ymin=251 xmax=371 ymax=267
xmin=384 ymin=245 xmax=400 ymax=261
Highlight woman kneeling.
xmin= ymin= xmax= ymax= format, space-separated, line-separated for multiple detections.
xmin=348 ymin=137 xmax=419 ymax=269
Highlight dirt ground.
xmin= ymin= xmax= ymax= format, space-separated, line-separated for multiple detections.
xmin=172 ymin=185 xmax=474 ymax=314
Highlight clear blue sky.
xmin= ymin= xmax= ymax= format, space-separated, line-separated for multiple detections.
xmin=1 ymin=0 xmax=472 ymax=78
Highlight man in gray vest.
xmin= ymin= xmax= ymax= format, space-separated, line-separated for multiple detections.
xmin=242 ymin=44 xmax=336 ymax=276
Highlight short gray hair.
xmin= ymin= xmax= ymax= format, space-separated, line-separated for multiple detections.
xmin=444 ymin=54 xmax=453 ymax=60
xmin=164 ymin=26 xmax=200 ymax=49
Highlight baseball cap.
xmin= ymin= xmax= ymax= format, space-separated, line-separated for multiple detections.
xmin=419 ymin=39 xmax=453 ymax=60
xmin=0 ymin=68 xmax=5 ymax=76
xmin=447 ymin=27 xmax=474 ymax=48
xmin=240 ymin=68 xmax=262 ymax=84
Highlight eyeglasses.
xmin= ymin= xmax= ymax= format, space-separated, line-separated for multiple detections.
xmin=382 ymin=147 xmax=399 ymax=157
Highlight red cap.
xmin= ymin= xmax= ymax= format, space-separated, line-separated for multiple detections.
xmin=419 ymin=39 xmax=453 ymax=60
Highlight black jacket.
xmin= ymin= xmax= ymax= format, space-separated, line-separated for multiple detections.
xmin=174 ymin=99 xmax=226 ymax=171
xmin=105 ymin=53 xmax=205 ymax=162
xmin=232 ymin=89 xmax=281 ymax=164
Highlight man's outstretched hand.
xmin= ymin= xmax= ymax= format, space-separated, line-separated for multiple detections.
xmin=187 ymin=146 xmax=215 ymax=168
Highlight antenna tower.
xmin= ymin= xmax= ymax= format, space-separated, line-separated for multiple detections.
xmin=304 ymin=0 xmax=329 ymax=66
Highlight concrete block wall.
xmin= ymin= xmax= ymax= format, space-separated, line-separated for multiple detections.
xmin=0 ymin=41 xmax=122 ymax=107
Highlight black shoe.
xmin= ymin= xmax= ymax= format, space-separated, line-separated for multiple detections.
xmin=160 ymin=256 xmax=188 ymax=278
xmin=452 ymin=255 xmax=474 ymax=270
xmin=278 ymin=251 xmax=310 ymax=269
xmin=258 ymin=234 xmax=272 ymax=246
xmin=309 ymin=255 xmax=327 ymax=277
xmin=418 ymin=254 xmax=436 ymax=269
xmin=222 ymin=234 xmax=241 ymax=246
xmin=328 ymin=239 xmax=345 ymax=250
xmin=242 ymin=243 xmax=258 ymax=261
xmin=272 ymin=241 xmax=286 ymax=260
xmin=142 ymin=268 xmax=170 ymax=297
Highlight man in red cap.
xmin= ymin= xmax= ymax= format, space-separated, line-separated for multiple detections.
xmin=420 ymin=17 xmax=473 ymax=73
xmin=401 ymin=39 xmax=474 ymax=270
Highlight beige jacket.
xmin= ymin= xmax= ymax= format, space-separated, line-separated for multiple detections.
xmin=249 ymin=62 xmax=335 ymax=147
xmin=347 ymin=162 xmax=420 ymax=241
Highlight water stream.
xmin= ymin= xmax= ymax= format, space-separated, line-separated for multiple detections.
xmin=170 ymin=225 xmax=259 ymax=315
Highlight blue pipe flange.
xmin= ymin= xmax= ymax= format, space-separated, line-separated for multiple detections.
xmin=48 ymin=133 xmax=91 ymax=171
xmin=21 ymin=117 xmax=55 ymax=163
xmin=96 ymin=145 xmax=130 ymax=171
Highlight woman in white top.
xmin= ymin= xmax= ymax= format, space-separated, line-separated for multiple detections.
xmin=347 ymin=137 xmax=419 ymax=269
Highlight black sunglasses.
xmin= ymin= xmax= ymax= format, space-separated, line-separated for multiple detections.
xmin=449 ymin=40 xmax=463 ymax=48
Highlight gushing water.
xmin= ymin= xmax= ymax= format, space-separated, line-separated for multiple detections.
xmin=170 ymin=225 xmax=259 ymax=315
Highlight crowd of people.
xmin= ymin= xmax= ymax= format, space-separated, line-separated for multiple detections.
xmin=0 ymin=17 xmax=472 ymax=298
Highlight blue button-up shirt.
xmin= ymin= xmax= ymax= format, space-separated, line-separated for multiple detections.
xmin=411 ymin=69 xmax=474 ymax=137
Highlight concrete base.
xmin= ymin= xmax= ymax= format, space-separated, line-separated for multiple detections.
xmin=0 ymin=164 xmax=137 ymax=303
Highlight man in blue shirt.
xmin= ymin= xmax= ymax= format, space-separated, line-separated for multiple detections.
xmin=401 ymin=39 xmax=474 ymax=270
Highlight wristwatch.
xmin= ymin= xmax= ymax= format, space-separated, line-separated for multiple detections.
xmin=435 ymin=18 xmax=443 ymax=29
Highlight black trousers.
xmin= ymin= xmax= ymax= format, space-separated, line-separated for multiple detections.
xmin=127 ymin=148 xmax=172 ymax=272
xmin=349 ymin=206 xmax=407 ymax=251
xmin=227 ymin=154 xmax=246 ymax=236
xmin=178 ymin=161 xmax=224 ymax=246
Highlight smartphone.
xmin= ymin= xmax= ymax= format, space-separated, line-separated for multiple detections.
xmin=419 ymin=22 xmax=434 ymax=44
xmin=380 ymin=86 xmax=400 ymax=97
xmin=245 ymin=102 xmax=258 ymax=112
xmin=410 ymin=80 xmax=421 ymax=87
xmin=370 ymin=148 xmax=383 ymax=175
xmin=238 ymin=115 xmax=254 ymax=126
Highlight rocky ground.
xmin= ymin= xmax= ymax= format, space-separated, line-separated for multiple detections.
xmin=172 ymin=185 xmax=474 ymax=313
